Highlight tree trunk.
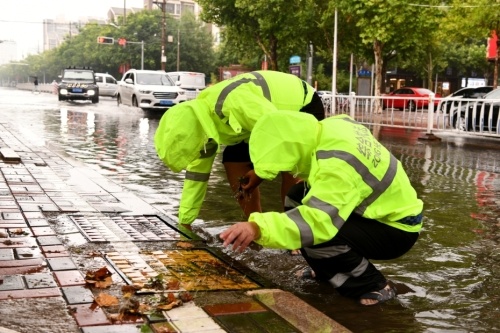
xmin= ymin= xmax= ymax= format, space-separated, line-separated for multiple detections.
xmin=269 ymin=35 xmax=278 ymax=71
xmin=427 ymin=53 xmax=433 ymax=90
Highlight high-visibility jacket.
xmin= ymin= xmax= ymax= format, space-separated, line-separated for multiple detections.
xmin=154 ymin=70 xmax=318 ymax=224
xmin=247 ymin=111 xmax=424 ymax=250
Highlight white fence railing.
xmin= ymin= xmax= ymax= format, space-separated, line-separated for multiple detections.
xmin=321 ymin=93 xmax=500 ymax=139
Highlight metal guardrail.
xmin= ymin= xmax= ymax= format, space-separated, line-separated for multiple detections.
xmin=321 ymin=93 xmax=500 ymax=139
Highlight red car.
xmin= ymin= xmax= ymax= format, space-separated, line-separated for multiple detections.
xmin=383 ymin=87 xmax=441 ymax=111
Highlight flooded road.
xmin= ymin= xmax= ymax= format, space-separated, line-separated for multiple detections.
xmin=2 ymin=88 xmax=500 ymax=332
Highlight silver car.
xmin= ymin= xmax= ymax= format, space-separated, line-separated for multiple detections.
xmin=116 ymin=69 xmax=187 ymax=111
xmin=95 ymin=73 xmax=118 ymax=97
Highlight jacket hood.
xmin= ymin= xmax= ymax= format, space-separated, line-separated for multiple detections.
xmin=249 ymin=111 xmax=319 ymax=180
xmin=154 ymin=100 xmax=218 ymax=172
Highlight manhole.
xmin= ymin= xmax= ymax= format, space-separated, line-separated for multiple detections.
xmin=106 ymin=249 xmax=261 ymax=291
xmin=69 ymin=215 xmax=190 ymax=242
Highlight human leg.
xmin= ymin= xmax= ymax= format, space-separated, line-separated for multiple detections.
xmin=222 ymin=142 xmax=262 ymax=217
xmin=301 ymin=215 xmax=419 ymax=302
xmin=280 ymin=172 xmax=300 ymax=209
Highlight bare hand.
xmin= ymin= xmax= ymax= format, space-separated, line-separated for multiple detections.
xmin=241 ymin=170 xmax=263 ymax=195
xmin=219 ymin=222 xmax=261 ymax=252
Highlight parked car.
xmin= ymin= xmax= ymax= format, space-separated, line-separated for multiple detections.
xmin=438 ymin=86 xmax=493 ymax=112
xmin=58 ymin=66 xmax=99 ymax=103
xmin=450 ymin=87 xmax=500 ymax=132
xmin=317 ymin=90 xmax=333 ymax=97
xmin=382 ymin=87 xmax=441 ymax=111
xmin=166 ymin=71 xmax=206 ymax=100
xmin=95 ymin=73 xmax=118 ymax=97
xmin=116 ymin=69 xmax=187 ymax=111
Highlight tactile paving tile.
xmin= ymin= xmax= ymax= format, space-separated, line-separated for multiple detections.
xmin=106 ymin=249 xmax=261 ymax=291
xmin=69 ymin=215 xmax=186 ymax=242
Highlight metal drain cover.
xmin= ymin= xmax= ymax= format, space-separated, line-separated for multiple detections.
xmin=106 ymin=249 xmax=261 ymax=291
xmin=69 ymin=215 xmax=189 ymax=242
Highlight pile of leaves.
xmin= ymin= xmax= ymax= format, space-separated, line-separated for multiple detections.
xmin=85 ymin=266 xmax=194 ymax=323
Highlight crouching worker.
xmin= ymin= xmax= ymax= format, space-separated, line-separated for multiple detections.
xmin=219 ymin=111 xmax=424 ymax=306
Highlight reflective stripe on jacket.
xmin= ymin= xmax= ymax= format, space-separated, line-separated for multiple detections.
xmin=155 ymin=70 xmax=317 ymax=224
xmin=248 ymin=112 xmax=424 ymax=249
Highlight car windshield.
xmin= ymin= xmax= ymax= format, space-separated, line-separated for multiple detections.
xmin=136 ymin=73 xmax=174 ymax=86
xmin=64 ymin=71 xmax=94 ymax=80
xmin=483 ymin=88 xmax=500 ymax=99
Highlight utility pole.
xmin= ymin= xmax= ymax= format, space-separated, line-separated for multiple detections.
xmin=176 ymin=28 xmax=180 ymax=71
xmin=306 ymin=42 xmax=313 ymax=85
xmin=161 ymin=0 xmax=167 ymax=71
xmin=123 ymin=0 xmax=126 ymax=25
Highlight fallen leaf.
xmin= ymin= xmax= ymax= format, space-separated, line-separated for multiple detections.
xmin=167 ymin=279 xmax=180 ymax=290
xmin=94 ymin=276 xmax=113 ymax=288
xmin=86 ymin=267 xmax=114 ymax=288
xmin=179 ymin=291 xmax=193 ymax=302
xmin=156 ymin=300 xmax=182 ymax=311
xmin=176 ymin=241 xmax=194 ymax=248
xmin=122 ymin=285 xmax=141 ymax=294
xmin=95 ymin=293 xmax=119 ymax=307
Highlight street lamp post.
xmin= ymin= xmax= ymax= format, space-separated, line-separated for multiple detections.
xmin=125 ymin=41 xmax=145 ymax=70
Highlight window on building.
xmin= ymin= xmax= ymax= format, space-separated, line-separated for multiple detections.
xmin=166 ymin=3 xmax=180 ymax=15
xmin=181 ymin=2 xmax=195 ymax=15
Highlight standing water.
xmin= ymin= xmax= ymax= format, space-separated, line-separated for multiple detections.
xmin=1 ymin=88 xmax=499 ymax=332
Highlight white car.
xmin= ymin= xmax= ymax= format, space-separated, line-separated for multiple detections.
xmin=166 ymin=71 xmax=206 ymax=100
xmin=95 ymin=73 xmax=118 ymax=97
xmin=116 ymin=69 xmax=187 ymax=111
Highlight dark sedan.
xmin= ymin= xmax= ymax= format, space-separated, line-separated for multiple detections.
xmin=451 ymin=87 xmax=500 ymax=132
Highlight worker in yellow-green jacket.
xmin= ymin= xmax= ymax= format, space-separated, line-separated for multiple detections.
xmin=154 ymin=70 xmax=324 ymax=228
xmin=220 ymin=111 xmax=424 ymax=306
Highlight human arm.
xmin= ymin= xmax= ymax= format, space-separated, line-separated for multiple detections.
xmin=219 ymin=222 xmax=261 ymax=252
xmin=178 ymin=143 xmax=218 ymax=224
xmin=248 ymin=166 xmax=360 ymax=249
xmin=239 ymin=169 xmax=263 ymax=197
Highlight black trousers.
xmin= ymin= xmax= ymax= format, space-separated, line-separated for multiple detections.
xmin=285 ymin=182 xmax=419 ymax=298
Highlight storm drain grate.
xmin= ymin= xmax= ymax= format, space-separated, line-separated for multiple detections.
xmin=106 ymin=249 xmax=261 ymax=291
xmin=69 ymin=215 xmax=189 ymax=242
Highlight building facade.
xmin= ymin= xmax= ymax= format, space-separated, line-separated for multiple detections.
xmin=0 ymin=40 xmax=17 ymax=65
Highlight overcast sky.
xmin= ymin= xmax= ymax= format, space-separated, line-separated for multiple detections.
xmin=0 ymin=0 xmax=143 ymax=58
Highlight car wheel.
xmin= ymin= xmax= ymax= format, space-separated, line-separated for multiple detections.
xmin=407 ymin=100 xmax=416 ymax=112
xmin=117 ymin=94 xmax=122 ymax=106
xmin=58 ymin=94 xmax=63 ymax=101
xmin=91 ymin=96 xmax=99 ymax=104
xmin=132 ymin=96 xmax=138 ymax=107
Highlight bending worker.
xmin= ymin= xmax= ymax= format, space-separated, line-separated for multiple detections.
xmin=220 ymin=111 xmax=424 ymax=306
xmin=154 ymin=70 xmax=324 ymax=226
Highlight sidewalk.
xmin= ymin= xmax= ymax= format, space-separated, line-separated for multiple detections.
xmin=0 ymin=123 xmax=351 ymax=333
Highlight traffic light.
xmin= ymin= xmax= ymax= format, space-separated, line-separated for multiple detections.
xmin=97 ymin=36 xmax=114 ymax=44
xmin=118 ymin=38 xmax=127 ymax=47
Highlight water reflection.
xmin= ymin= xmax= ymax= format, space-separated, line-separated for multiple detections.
xmin=2 ymin=92 xmax=499 ymax=332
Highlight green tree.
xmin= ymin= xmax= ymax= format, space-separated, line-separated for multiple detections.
xmin=329 ymin=0 xmax=443 ymax=104
xmin=446 ymin=0 xmax=500 ymax=87
xmin=197 ymin=0 xmax=318 ymax=71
